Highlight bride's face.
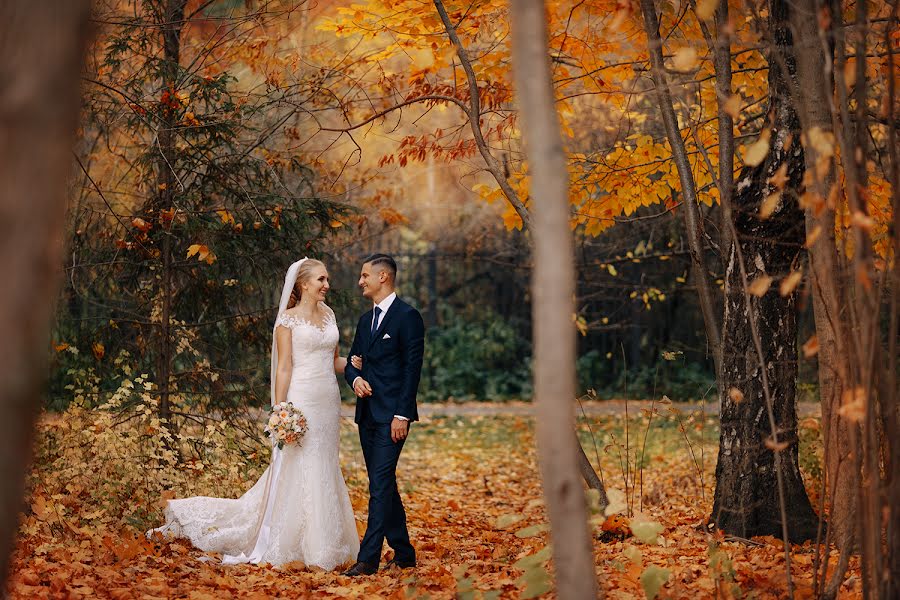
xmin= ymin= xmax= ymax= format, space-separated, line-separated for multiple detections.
xmin=302 ymin=265 xmax=330 ymax=301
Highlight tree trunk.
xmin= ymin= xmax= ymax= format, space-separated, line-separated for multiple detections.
xmin=153 ymin=0 xmax=187 ymax=426
xmin=0 ymin=0 xmax=91 ymax=584
xmin=433 ymin=0 xmax=608 ymax=503
xmin=510 ymin=0 xmax=600 ymax=597
xmin=711 ymin=0 xmax=819 ymax=544
xmin=787 ymin=0 xmax=857 ymax=554
xmin=884 ymin=3 xmax=900 ymax=592
xmin=639 ymin=0 xmax=724 ymax=396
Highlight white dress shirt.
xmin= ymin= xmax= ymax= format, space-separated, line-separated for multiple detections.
xmin=354 ymin=292 xmax=408 ymax=421
xmin=372 ymin=292 xmax=396 ymax=331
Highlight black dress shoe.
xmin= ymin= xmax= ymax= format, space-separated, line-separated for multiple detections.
xmin=342 ymin=561 xmax=378 ymax=576
xmin=383 ymin=558 xmax=416 ymax=569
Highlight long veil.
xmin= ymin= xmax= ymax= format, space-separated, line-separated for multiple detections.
xmin=270 ymin=258 xmax=307 ymax=407
xmin=222 ymin=257 xmax=307 ymax=564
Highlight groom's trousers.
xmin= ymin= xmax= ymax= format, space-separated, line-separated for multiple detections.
xmin=357 ymin=413 xmax=415 ymax=567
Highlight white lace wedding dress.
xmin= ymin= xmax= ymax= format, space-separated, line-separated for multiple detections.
xmin=149 ymin=305 xmax=360 ymax=569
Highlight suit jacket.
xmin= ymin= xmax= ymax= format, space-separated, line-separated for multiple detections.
xmin=344 ymin=297 xmax=424 ymax=424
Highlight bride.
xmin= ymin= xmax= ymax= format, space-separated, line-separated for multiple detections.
xmin=149 ymin=258 xmax=360 ymax=569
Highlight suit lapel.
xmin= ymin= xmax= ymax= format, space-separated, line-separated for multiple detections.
xmin=360 ymin=308 xmax=374 ymax=347
xmin=368 ymin=298 xmax=403 ymax=350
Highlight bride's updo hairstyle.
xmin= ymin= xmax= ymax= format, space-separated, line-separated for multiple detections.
xmin=287 ymin=259 xmax=325 ymax=308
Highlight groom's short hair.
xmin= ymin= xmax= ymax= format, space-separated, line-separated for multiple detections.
xmin=364 ymin=253 xmax=397 ymax=280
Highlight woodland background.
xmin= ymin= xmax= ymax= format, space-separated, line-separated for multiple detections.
xmin=0 ymin=0 xmax=897 ymax=597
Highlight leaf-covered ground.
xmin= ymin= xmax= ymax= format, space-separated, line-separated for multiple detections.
xmin=8 ymin=404 xmax=862 ymax=599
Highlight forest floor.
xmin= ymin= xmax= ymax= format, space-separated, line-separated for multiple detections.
xmin=8 ymin=402 xmax=860 ymax=599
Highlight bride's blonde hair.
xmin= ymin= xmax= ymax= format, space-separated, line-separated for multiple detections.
xmin=287 ymin=259 xmax=325 ymax=308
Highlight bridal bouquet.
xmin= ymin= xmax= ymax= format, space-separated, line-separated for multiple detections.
xmin=265 ymin=402 xmax=309 ymax=449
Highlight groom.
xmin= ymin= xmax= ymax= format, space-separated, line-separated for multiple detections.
xmin=343 ymin=254 xmax=424 ymax=576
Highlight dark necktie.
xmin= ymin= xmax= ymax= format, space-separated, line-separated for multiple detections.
xmin=371 ymin=306 xmax=382 ymax=334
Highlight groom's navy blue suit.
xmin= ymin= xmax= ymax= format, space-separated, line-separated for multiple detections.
xmin=344 ymin=296 xmax=424 ymax=567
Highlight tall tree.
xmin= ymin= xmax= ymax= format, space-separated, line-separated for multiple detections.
xmin=0 ymin=0 xmax=91 ymax=584
xmin=710 ymin=0 xmax=818 ymax=543
xmin=510 ymin=0 xmax=600 ymax=596
xmin=790 ymin=0 xmax=899 ymax=595
xmin=69 ymin=0 xmax=346 ymax=430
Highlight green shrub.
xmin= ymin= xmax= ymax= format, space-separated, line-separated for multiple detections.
xmin=421 ymin=313 xmax=532 ymax=401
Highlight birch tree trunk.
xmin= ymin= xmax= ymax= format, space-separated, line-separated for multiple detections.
xmin=510 ymin=0 xmax=599 ymax=597
xmin=0 ymin=0 xmax=91 ymax=583
xmin=710 ymin=0 xmax=818 ymax=542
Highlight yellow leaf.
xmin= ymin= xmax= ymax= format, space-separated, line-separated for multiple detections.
xmin=607 ymin=264 xmax=618 ymax=276
xmin=767 ymin=163 xmax=789 ymax=190
xmin=217 ymin=209 xmax=235 ymax=225
xmin=779 ymin=270 xmax=803 ymax=296
xmin=673 ymin=47 xmax=699 ymax=71
xmin=574 ymin=314 xmax=588 ymax=336
xmin=799 ymin=191 xmax=824 ymax=212
xmin=806 ymin=127 xmax=835 ymax=158
xmin=799 ymin=417 xmax=820 ymax=431
xmin=131 ymin=217 xmax=151 ymax=232
xmin=723 ymin=94 xmax=742 ymax=119
xmin=802 ymin=335 xmax=819 ymax=358
xmin=92 ymin=342 xmax=105 ymax=360
xmin=764 ymin=437 xmax=790 ymax=452
xmin=743 ymin=130 xmax=770 ymax=166
xmin=748 ymin=275 xmax=773 ymax=296
xmin=838 ymin=387 xmax=866 ymax=423
xmin=329 ymin=219 xmax=345 ymax=228
xmin=851 ymin=211 xmax=875 ymax=231
xmin=843 ymin=60 xmax=856 ymax=89
xmin=759 ymin=193 xmax=781 ymax=218
xmin=187 ymin=244 xmax=212 ymax=263
xmin=502 ymin=207 xmax=523 ymax=231
xmin=805 ymin=225 xmax=823 ymax=247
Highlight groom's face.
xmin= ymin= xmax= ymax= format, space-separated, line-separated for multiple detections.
xmin=358 ymin=262 xmax=384 ymax=301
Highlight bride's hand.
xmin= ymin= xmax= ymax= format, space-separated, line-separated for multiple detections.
xmin=350 ymin=355 xmax=363 ymax=370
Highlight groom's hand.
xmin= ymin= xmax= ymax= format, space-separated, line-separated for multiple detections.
xmin=391 ymin=418 xmax=408 ymax=443
xmin=353 ymin=377 xmax=372 ymax=398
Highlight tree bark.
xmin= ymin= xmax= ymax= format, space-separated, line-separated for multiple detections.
xmin=787 ymin=0 xmax=857 ymax=555
xmin=0 ymin=0 xmax=91 ymax=584
xmin=710 ymin=0 xmax=817 ymax=542
xmin=884 ymin=2 xmax=900 ymax=593
xmin=510 ymin=0 xmax=600 ymax=597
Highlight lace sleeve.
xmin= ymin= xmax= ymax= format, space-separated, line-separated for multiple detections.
xmin=276 ymin=312 xmax=296 ymax=329
xmin=321 ymin=302 xmax=335 ymax=320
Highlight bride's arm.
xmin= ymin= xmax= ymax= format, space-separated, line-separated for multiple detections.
xmin=334 ymin=348 xmax=363 ymax=374
xmin=334 ymin=346 xmax=347 ymax=374
xmin=274 ymin=326 xmax=293 ymax=404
